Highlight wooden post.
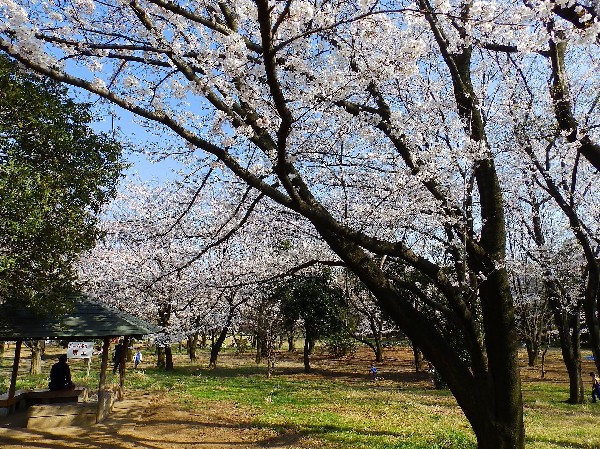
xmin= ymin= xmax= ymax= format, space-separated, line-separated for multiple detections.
xmin=96 ymin=337 xmax=110 ymax=423
xmin=8 ymin=339 xmax=22 ymax=398
xmin=118 ymin=336 xmax=129 ymax=400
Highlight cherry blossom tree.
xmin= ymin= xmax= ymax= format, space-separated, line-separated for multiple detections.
xmin=502 ymin=150 xmax=591 ymax=402
xmin=4 ymin=1 xmax=600 ymax=447
xmin=80 ymin=179 xmax=338 ymax=368
xmin=495 ymin=12 xmax=600 ymax=378
xmin=341 ymin=271 xmax=395 ymax=363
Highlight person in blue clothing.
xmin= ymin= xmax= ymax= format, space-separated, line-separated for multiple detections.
xmin=369 ymin=363 xmax=378 ymax=381
xmin=133 ymin=348 xmax=143 ymax=369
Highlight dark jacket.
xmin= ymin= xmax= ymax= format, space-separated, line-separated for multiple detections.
xmin=48 ymin=360 xmax=74 ymax=390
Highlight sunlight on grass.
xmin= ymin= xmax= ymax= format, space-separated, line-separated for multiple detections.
xmin=3 ymin=347 xmax=600 ymax=449
xmin=111 ymin=354 xmax=600 ymax=449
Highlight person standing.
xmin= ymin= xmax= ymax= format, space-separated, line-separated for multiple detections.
xmin=133 ymin=348 xmax=143 ymax=369
xmin=591 ymin=372 xmax=600 ymax=403
xmin=369 ymin=363 xmax=378 ymax=381
xmin=48 ymin=354 xmax=75 ymax=391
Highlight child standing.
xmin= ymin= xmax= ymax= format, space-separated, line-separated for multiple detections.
xmin=369 ymin=363 xmax=378 ymax=381
xmin=133 ymin=349 xmax=143 ymax=369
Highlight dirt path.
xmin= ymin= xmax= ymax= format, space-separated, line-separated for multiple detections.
xmin=0 ymin=392 xmax=289 ymax=449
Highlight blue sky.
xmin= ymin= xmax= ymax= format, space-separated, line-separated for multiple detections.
xmin=90 ymin=103 xmax=184 ymax=184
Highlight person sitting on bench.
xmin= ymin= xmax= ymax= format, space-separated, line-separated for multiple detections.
xmin=48 ymin=354 xmax=75 ymax=391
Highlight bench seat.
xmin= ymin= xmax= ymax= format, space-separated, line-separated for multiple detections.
xmin=0 ymin=389 xmax=29 ymax=416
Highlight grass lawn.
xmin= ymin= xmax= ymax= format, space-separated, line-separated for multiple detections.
xmin=2 ymin=344 xmax=599 ymax=448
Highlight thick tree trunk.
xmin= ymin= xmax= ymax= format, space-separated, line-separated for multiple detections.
xmin=29 ymin=340 xmax=43 ymax=374
xmin=475 ymin=268 xmax=525 ymax=449
xmin=303 ymin=339 xmax=311 ymax=373
xmin=165 ymin=345 xmax=174 ymax=371
xmin=157 ymin=346 xmax=166 ymax=369
xmin=188 ymin=333 xmax=198 ymax=361
xmin=287 ymin=333 xmax=295 ymax=352
xmin=209 ymin=326 xmax=228 ymax=368
xmin=525 ymin=340 xmax=539 ymax=367
xmin=557 ymin=309 xmax=583 ymax=403
xmin=371 ymin=322 xmax=384 ymax=363
xmin=374 ymin=341 xmax=383 ymax=363
xmin=260 ymin=335 xmax=268 ymax=358
xmin=315 ymin=227 xmax=524 ymax=449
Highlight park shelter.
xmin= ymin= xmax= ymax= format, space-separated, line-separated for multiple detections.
xmin=0 ymin=296 xmax=160 ymax=422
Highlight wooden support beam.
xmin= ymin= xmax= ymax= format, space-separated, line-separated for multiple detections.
xmin=96 ymin=337 xmax=110 ymax=423
xmin=8 ymin=339 xmax=22 ymax=399
xmin=118 ymin=336 xmax=129 ymax=400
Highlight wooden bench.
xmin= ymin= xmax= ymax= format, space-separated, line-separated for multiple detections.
xmin=0 ymin=389 xmax=29 ymax=416
xmin=26 ymin=387 xmax=88 ymax=406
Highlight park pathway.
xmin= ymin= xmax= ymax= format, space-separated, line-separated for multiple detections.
xmin=0 ymin=392 xmax=299 ymax=449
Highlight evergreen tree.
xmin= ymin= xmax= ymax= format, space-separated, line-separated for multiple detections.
xmin=0 ymin=57 xmax=125 ymax=313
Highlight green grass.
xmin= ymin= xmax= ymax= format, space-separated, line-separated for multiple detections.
xmin=119 ymin=365 xmax=475 ymax=449
xmin=3 ymin=349 xmax=600 ymax=449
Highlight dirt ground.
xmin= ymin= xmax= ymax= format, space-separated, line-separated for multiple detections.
xmin=0 ymin=344 xmax=597 ymax=449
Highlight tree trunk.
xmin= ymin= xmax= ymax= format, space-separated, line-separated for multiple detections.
xmin=287 ymin=333 xmax=295 ymax=352
xmin=266 ymin=333 xmax=275 ymax=379
xmin=255 ymin=333 xmax=263 ymax=364
xmin=165 ymin=345 xmax=174 ymax=371
xmin=582 ymin=267 xmax=600 ymax=375
xmin=188 ymin=333 xmax=198 ymax=361
xmin=413 ymin=345 xmax=423 ymax=373
xmin=541 ymin=347 xmax=548 ymax=378
xmin=209 ymin=326 xmax=228 ymax=368
xmin=303 ymin=338 xmax=311 ymax=373
xmin=546 ymin=278 xmax=584 ymax=403
xmin=525 ymin=340 xmax=539 ymax=367
xmin=157 ymin=346 xmax=166 ymax=369
xmin=255 ymin=329 xmax=270 ymax=361
xmin=371 ymin=321 xmax=384 ymax=363
xmin=29 ymin=340 xmax=43 ymax=374
xmin=260 ymin=335 xmax=268 ymax=358
xmin=316 ymin=227 xmax=525 ymax=449
xmin=374 ymin=341 xmax=383 ymax=364
xmin=200 ymin=332 xmax=207 ymax=349
xmin=556 ymin=307 xmax=583 ymax=403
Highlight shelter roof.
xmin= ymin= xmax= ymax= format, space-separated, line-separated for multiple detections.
xmin=0 ymin=295 xmax=161 ymax=340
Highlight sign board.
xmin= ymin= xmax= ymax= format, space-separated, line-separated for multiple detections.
xmin=67 ymin=342 xmax=94 ymax=359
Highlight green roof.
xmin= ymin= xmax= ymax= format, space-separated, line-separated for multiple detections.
xmin=0 ymin=296 xmax=161 ymax=340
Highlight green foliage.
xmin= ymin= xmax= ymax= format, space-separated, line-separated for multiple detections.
xmin=0 ymin=56 xmax=125 ymax=313
xmin=324 ymin=332 xmax=358 ymax=358
xmin=278 ymin=271 xmax=348 ymax=342
xmin=235 ymin=338 xmax=250 ymax=354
